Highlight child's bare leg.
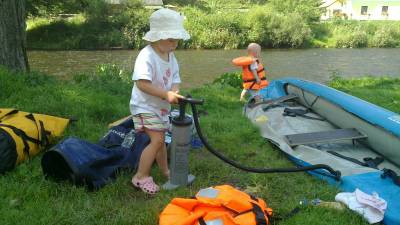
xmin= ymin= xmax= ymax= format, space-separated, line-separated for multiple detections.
xmin=240 ymin=89 xmax=247 ymax=101
xmin=134 ymin=129 xmax=165 ymax=180
xmin=254 ymin=92 xmax=261 ymax=103
xmin=155 ymin=143 xmax=169 ymax=178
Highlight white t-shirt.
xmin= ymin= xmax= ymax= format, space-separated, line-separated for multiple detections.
xmin=249 ymin=61 xmax=259 ymax=71
xmin=129 ymin=45 xmax=181 ymax=122
xmin=249 ymin=61 xmax=260 ymax=82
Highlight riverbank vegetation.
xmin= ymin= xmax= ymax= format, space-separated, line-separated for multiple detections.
xmin=26 ymin=0 xmax=400 ymax=50
xmin=330 ymin=76 xmax=400 ymax=112
xmin=1 ymin=65 xmax=398 ymax=224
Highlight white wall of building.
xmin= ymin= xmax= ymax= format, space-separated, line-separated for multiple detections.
xmin=321 ymin=0 xmax=400 ymax=20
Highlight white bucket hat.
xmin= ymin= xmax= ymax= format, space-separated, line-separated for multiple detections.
xmin=143 ymin=8 xmax=190 ymax=42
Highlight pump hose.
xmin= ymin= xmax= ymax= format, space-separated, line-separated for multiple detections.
xmin=189 ymin=102 xmax=341 ymax=181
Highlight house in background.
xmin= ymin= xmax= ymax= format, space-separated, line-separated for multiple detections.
xmin=321 ymin=0 xmax=346 ymax=19
xmin=321 ymin=0 xmax=400 ymax=20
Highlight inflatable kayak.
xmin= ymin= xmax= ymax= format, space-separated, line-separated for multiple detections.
xmin=245 ymin=78 xmax=400 ymax=225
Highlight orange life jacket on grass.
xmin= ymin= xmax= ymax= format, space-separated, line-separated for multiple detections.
xmin=232 ymin=56 xmax=269 ymax=90
xmin=159 ymin=185 xmax=273 ymax=225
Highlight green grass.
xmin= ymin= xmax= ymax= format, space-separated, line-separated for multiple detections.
xmin=329 ymin=76 xmax=400 ymax=113
xmin=1 ymin=67 xmax=392 ymax=224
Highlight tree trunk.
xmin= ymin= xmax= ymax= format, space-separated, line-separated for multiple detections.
xmin=0 ymin=0 xmax=29 ymax=72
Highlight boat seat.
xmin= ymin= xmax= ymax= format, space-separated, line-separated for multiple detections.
xmin=285 ymin=128 xmax=367 ymax=147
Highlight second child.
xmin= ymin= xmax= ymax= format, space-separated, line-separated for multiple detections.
xmin=232 ymin=43 xmax=269 ymax=102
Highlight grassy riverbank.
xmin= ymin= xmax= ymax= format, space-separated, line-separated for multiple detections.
xmin=330 ymin=76 xmax=400 ymax=113
xmin=2 ymin=67 xmax=398 ymax=224
xmin=27 ymin=3 xmax=400 ymax=50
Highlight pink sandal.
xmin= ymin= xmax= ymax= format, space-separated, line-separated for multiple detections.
xmin=132 ymin=176 xmax=160 ymax=195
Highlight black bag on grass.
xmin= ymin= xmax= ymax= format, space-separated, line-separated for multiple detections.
xmin=41 ymin=118 xmax=150 ymax=190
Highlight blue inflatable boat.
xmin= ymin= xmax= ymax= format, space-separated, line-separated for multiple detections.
xmin=245 ymin=78 xmax=400 ymax=225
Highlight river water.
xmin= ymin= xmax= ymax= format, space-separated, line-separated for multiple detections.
xmin=28 ymin=48 xmax=400 ymax=89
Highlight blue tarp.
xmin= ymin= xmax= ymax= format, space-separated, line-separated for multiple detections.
xmin=290 ymin=155 xmax=400 ymax=225
xmin=341 ymin=172 xmax=400 ymax=225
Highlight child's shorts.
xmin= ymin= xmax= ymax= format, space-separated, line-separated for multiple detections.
xmin=247 ymin=89 xmax=260 ymax=98
xmin=132 ymin=113 xmax=169 ymax=132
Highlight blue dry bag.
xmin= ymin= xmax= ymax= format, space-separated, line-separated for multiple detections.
xmin=41 ymin=118 xmax=150 ymax=190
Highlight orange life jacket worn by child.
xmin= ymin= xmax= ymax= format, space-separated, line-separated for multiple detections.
xmin=232 ymin=56 xmax=269 ymax=90
xmin=159 ymin=185 xmax=273 ymax=225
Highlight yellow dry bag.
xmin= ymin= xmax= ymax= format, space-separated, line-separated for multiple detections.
xmin=0 ymin=108 xmax=69 ymax=173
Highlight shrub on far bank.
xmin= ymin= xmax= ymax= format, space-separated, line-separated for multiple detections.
xmin=320 ymin=20 xmax=400 ymax=48
xmin=335 ymin=27 xmax=368 ymax=48
xmin=372 ymin=25 xmax=400 ymax=47
xmin=26 ymin=2 xmax=400 ymax=50
xmin=183 ymin=5 xmax=312 ymax=49
xmin=182 ymin=7 xmax=245 ymax=49
xmin=120 ymin=9 xmax=151 ymax=49
xmin=268 ymin=12 xmax=311 ymax=47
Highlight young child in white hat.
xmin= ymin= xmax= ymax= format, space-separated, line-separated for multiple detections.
xmin=130 ymin=8 xmax=190 ymax=195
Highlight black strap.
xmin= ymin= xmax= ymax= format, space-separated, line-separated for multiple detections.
xmin=235 ymin=208 xmax=253 ymax=216
xmin=263 ymin=103 xmax=288 ymax=111
xmin=285 ymin=207 xmax=300 ymax=218
xmin=309 ymin=96 xmax=319 ymax=108
xmin=0 ymin=109 xmax=19 ymax=121
xmin=243 ymin=77 xmax=267 ymax=83
xmin=327 ymin=151 xmax=366 ymax=167
xmin=0 ymin=124 xmax=40 ymax=158
xmin=269 ymin=207 xmax=300 ymax=224
xmin=381 ymin=168 xmax=400 ymax=186
xmin=282 ymin=108 xmax=325 ymax=121
xmin=248 ymin=81 xmax=257 ymax=90
xmin=0 ymin=124 xmax=41 ymax=145
xmin=249 ymin=196 xmax=269 ymax=225
xmin=363 ymin=157 xmax=384 ymax=169
xmin=198 ymin=218 xmax=207 ymax=225
xmin=25 ymin=114 xmax=51 ymax=147
xmin=252 ymin=203 xmax=268 ymax=225
xmin=301 ymin=89 xmax=320 ymax=109
xmin=327 ymin=151 xmax=384 ymax=169
xmin=39 ymin=120 xmax=50 ymax=147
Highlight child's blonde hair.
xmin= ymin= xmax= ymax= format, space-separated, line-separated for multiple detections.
xmin=247 ymin=43 xmax=261 ymax=58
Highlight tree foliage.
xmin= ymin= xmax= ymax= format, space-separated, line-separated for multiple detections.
xmin=26 ymin=0 xmax=143 ymax=17
xmin=268 ymin=0 xmax=323 ymax=22
xmin=26 ymin=0 xmax=86 ymax=16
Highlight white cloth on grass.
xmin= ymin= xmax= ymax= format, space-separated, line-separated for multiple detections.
xmin=335 ymin=188 xmax=387 ymax=224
